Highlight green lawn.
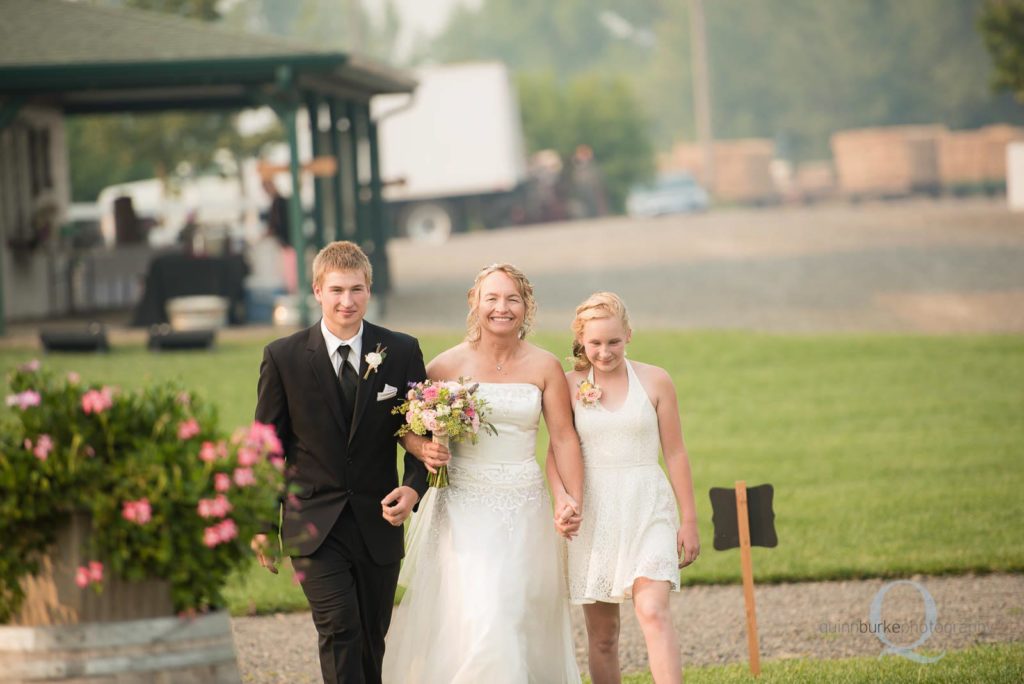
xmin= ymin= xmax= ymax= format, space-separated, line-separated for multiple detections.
xmin=3 ymin=331 xmax=1022 ymax=616
xmin=614 ymin=642 xmax=1024 ymax=683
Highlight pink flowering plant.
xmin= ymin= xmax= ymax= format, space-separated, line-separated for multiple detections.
xmin=0 ymin=361 xmax=285 ymax=622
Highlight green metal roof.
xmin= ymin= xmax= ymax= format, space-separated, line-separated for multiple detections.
xmin=0 ymin=0 xmax=415 ymax=112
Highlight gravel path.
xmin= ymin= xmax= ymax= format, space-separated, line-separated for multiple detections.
xmin=231 ymin=572 xmax=1024 ymax=682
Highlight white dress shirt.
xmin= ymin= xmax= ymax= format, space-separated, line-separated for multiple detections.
xmin=321 ymin=318 xmax=363 ymax=376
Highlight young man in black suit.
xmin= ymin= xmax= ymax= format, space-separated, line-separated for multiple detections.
xmin=253 ymin=241 xmax=448 ymax=684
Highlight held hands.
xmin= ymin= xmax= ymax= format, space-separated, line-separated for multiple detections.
xmin=250 ymin=534 xmax=279 ymax=574
xmin=381 ymin=486 xmax=420 ymax=526
xmin=553 ymin=491 xmax=582 ymax=540
xmin=677 ymin=520 xmax=700 ymax=568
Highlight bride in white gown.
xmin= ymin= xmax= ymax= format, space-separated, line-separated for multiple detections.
xmin=383 ymin=264 xmax=584 ymax=684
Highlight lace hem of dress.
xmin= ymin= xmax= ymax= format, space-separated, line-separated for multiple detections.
xmin=568 ymin=558 xmax=681 ymax=604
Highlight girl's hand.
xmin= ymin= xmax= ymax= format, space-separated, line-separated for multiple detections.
xmin=677 ymin=520 xmax=700 ymax=568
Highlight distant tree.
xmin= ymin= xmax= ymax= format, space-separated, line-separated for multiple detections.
xmin=517 ymin=71 xmax=654 ymax=212
xmin=980 ymin=0 xmax=1024 ymax=102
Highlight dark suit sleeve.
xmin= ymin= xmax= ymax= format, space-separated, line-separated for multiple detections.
xmin=256 ymin=344 xmax=290 ymax=533
xmin=401 ymin=340 xmax=430 ymax=501
xmin=256 ymin=344 xmax=291 ymax=441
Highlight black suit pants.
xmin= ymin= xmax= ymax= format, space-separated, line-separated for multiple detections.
xmin=294 ymin=505 xmax=400 ymax=684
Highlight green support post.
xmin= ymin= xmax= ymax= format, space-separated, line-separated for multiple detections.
xmin=306 ymin=94 xmax=326 ymax=250
xmin=346 ymin=101 xmax=367 ymax=247
xmin=328 ymin=98 xmax=346 ymax=242
xmin=0 ymin=97 xmax=25 ymax=336
xmin=366 ymin=109 xmax=390 ymax=295
xmin=284 ymin=107 xmax=310 ymax=327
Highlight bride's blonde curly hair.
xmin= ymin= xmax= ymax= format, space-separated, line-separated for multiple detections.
xmin=570 ymin=292 xmax=632 ymax=371
xmin=465 ymin=263 xmax=537 ymax=345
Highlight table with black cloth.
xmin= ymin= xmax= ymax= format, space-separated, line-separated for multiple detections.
xmin=132 ymin=252 xmax=249 ymax=327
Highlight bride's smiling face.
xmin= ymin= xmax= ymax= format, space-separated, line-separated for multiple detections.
xmin=476 ymin=271 xmax=526 ymax=337
xmin=581 ymin=317 xmax=630 ymax=373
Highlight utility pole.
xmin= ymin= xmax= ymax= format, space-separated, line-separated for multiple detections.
xmin=347 ymin=0 xmax=363 ymax=53
xmin=688 ymin=0 xmax=714 ymax=194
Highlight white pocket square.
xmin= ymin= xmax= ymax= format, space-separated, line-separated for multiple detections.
xmin=377 ymin=384 xmax=398 ymax=401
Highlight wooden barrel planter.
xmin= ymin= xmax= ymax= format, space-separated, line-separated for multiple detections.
xmin=0 ymin=513 xmax=242 ymax=683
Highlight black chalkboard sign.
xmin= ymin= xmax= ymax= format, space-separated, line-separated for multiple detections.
xmin=709 ymin=483 xmax=778 ymax=551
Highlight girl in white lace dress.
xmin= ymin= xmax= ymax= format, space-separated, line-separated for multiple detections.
xmin=383 ymin=264 xmax=584 ymax=683
xmin=563 ymin=292 xmax=700 ymax=684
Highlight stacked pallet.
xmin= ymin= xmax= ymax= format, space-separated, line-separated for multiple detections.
xmin=938 ymin=124 xmax=1024 ymax=191
xmin=830 ymin=125 xmax=947 ymax=199
xmin=662 ymin=139 xmax=777 ymax=204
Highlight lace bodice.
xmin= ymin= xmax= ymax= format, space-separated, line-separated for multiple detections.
xmin=574 ymin=362 xmax=661 ymax=468
xmin=445 ymin=383 xmax=546 ymax=535
xmin=452 ymin=383 xmax=541 ymax=465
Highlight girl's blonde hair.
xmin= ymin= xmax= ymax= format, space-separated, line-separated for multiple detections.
xmin=465 ymin=263 xmax=537 ymax=344
xmin=570 ymin=292 xmax=632 ymax=371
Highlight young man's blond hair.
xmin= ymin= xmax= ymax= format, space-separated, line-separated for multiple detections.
xmin=312 ymin=240 xmax=373 ymax=288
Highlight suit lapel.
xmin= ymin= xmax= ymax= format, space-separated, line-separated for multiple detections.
xmin=305 ymin=324 xmax=349 ymax=442
xmin=349 ymin=322 xmax=381 ymax=444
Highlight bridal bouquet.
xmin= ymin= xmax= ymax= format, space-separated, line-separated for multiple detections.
xmin=393 ymin=379 xmax=496 ymax=487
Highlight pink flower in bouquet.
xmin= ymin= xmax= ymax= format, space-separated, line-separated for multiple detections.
xmin=176 ymin=391 xmax=191 ymax=407
xmin=199 ymin=441 xmax=219 ymax=463
xmin=214 ymin=472 xmax=231 ymax=492
xmin=421 ymin=409 xmax=439 ymax=433
xmin=88 ymin=561 xmax=104 ymax=583
xmin=233 ymin=467 xmax=256 ymax=487
xmin=177 ymin=418 xmax=200 ymax=440
xmin=237 ymin=446 xmax=260 ymax=467
xmin=67 ymin=371 xmax=80 ymax=384
xmin=422 ymin=385 xmax=439 ymax=402
xmin=75 ymin=566 xmax=90 ymax=588
xmin=406 ymin=388 xmax=417 ymax=400
xmin=122 ymin=498 xmax=152 ymax=524
xmin=19 ymin=359 xmax=40 ymax=373
xmin=7 ymin=390 xmax=41 ymax=410
xmin=270 ymin=456 xmax=285 ymax=472
xmin=81 ymin=387 xmax=113 ymax=414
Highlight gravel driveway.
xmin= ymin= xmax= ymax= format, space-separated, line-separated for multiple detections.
xmin=231 ymin=573 xmax=1024 ymax=681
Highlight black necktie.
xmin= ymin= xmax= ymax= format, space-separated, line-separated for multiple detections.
xmin=337 ymin=345 xmax=358 ymax=425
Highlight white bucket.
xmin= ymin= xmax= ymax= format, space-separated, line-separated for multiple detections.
xmin=166 ymin=296 xmax=229 ymax=330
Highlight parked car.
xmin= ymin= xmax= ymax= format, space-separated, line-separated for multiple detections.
xmin=626 ymin=172 xmax=709 ymax=217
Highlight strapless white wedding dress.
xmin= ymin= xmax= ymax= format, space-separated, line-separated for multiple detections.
xmin=383 ymin=383 xmax=581 ymax=684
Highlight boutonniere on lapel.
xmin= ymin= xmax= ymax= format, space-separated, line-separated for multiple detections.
xmin=363 ymin=344 xmax=388 ymax=380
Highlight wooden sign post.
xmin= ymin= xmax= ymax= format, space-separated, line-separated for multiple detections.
xmin=709 ymin=481 xmax=777 ymax=678
xmin=735 ymin=480 xmax=761 ymax=676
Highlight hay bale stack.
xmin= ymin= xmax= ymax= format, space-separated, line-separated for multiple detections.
xmin=661 ymin=138 xmax=776 ymax=204
xmin=831 ymin=125 xmax=946 ymax=198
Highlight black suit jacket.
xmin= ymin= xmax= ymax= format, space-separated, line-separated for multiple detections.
xmin=255 ymin=320 xmax=429 ymax=563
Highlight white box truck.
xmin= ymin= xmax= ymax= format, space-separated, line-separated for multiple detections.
xmin=374 ymin=61 xmax=530 ymax=242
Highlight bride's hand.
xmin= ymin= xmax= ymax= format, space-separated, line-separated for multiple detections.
xmin=417 ymin=436 xmax=451 ymax=474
